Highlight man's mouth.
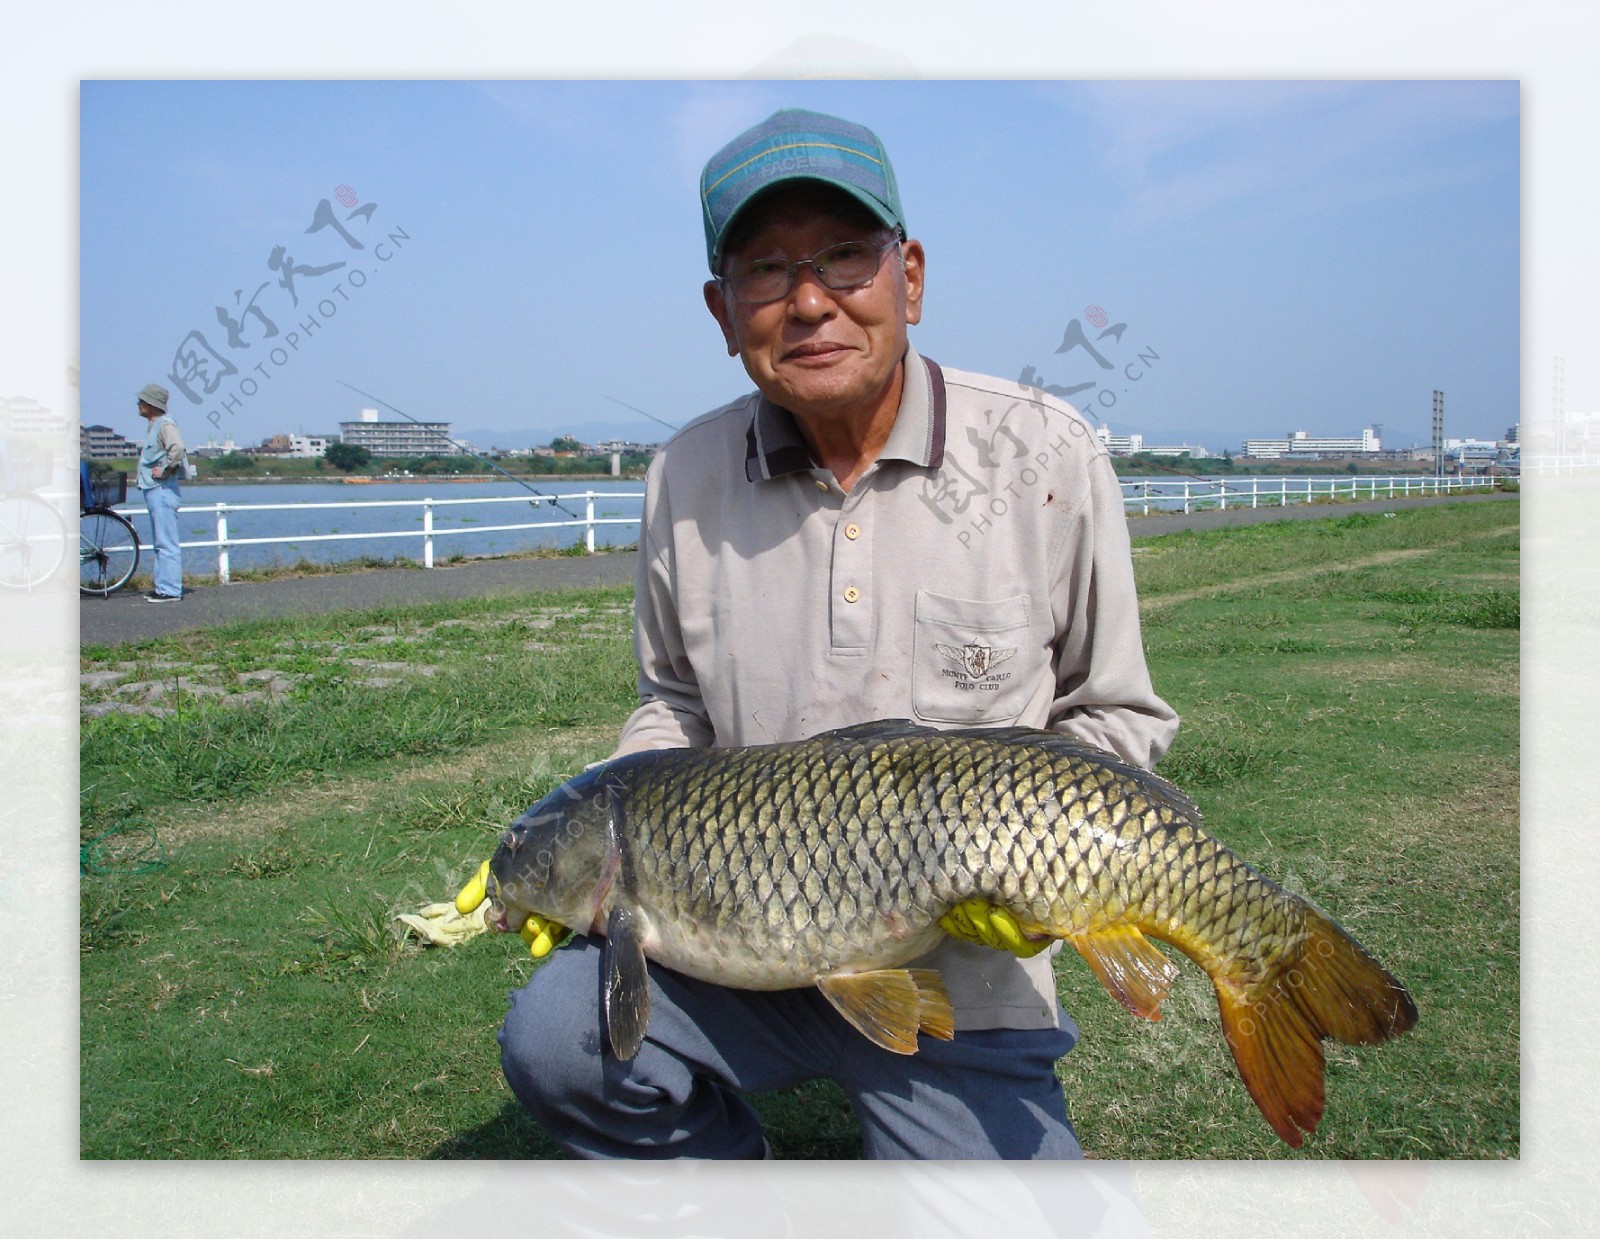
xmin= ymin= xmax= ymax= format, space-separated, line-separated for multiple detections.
xmin=783 ymin=341 xmax=849 ymax=362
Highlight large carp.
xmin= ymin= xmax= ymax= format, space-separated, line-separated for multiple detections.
xmin=485 ymin=720 xmax=1417 ymax=1147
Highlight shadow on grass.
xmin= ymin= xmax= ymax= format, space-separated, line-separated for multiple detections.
xmin=428 ymin=1103 xmax=569 ymax=1159
xmin=426 ymin=1080 xmax=865 ymax=1160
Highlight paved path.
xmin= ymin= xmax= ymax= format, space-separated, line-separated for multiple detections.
xmin=79 ymin=491 xmax=1516 ymax=646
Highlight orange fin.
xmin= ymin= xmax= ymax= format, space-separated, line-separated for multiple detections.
xmin=1215 ymin=908 xmax=1419 ymax=1147
xmin=906 ymin=968 xmax=955 ymax=1041
xmin=1068 ymin=925 xmax=1180 ymax=1020
xmin=817 ymin=968 xmax=956 ymax=1054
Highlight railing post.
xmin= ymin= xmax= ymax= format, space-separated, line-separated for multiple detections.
xmin=1182 ymin=481 xmax=1191 ymax=515
xmin=1142 ymin=482 xmax=1150 ymax=517
xmin=216 ymin=504 xmax=230 ymax=585
xmin=586 ymin=492 xmax=596 ymax=554
xmin=423 ymin=498 xmax=434 ymax=568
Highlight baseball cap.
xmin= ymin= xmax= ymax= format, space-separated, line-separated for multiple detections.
xmin=137 ymin=382 xmax=169 ymax=411
xmin=700 ymin=108 xmax=905 ymax=271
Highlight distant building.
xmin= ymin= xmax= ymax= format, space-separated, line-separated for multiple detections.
xmin=1142 ymin=444 xmax=1211 ymax=459
xmin=1094 ymin=425 xmax=1143 ymax=455
xmin=1444 ymin=438 xmax=1502 ymax=469
xmin=80 ymin=423 xmax=140 ymax=459
xmin=259 ymin=433 xmax=329 ymax=458
xmin=339 ymin=408 xmax=457 ymax=457
xmin=1243 ymin=428 xmax=1381 ymax=459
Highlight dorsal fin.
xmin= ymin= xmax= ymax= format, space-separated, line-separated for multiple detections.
xmin=810 ymin=721 xmax=1203 ymax=827
xmin=812 ymin=719 xmax=938 ymax=744
xmin=937 ymin=724 xmax=1204 ymax=825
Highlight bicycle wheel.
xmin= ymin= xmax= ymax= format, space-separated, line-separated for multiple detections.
xmin=79 ymin=507 xmax=140 ymax=596
xmin=0 ymin=492 xmax=69 ymax=589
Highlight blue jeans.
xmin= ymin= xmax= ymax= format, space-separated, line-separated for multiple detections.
xmin=498 ymin=935 xmax=1083 ymax=1160
xmin=141 ymin=479 xmax=183 ymax=596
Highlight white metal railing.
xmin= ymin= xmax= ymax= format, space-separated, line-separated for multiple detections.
xmin=1518 ymin=454 xmax=1593 ymax=474
xmin=110 ymin=475 xmax=1506 ymax=585
xmin=1118 ymin=474 xmax=1499 ymax=516
xmin=114 ymin=490 xmax=644 ymax=584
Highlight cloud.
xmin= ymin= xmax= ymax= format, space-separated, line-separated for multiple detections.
xmin=1048 ymin=80 xmax=1516 ymax=227
xmin=666 ymin=83 xmax=784 ymax=184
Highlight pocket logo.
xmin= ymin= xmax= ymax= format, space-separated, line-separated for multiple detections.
xmin=936 ymin=642 xmax=1017 ymax=683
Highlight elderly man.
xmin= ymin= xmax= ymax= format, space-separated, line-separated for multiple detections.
xmin=134 ymin=381 xmax=186 ymax=602
xmin=479 ymin=109 xmax=1178 ymax=1159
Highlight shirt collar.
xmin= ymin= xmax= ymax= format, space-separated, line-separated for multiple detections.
xmin=743 ymin=343 xmax=946 ymax=482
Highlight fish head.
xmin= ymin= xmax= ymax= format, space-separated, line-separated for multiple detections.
xmin=486 ymin=767 xmax=620 ymax=935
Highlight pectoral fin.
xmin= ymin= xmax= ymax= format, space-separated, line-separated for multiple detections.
xmin=602 ymin=904 xmax=650 ymax=1060
xmin=817 ymin=968 xmax=956 ymax=1055
xmin=1068 ymin=924 xmax=1180 ymax=1020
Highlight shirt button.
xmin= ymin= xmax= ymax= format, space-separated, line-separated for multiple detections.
xmin=844 ymin=522 xmax=860 ymax=540
xmin=814 ymin=479 xmax=828 ymax=492
xmin=843 ymin=585 xmax=861 ymax=604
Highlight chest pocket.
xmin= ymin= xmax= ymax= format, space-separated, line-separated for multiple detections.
xmin=912 ymin=591 xmax=1042 ymax=725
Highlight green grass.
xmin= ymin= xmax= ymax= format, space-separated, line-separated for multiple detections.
xmin=78 ymin=499 xmax=1519 ymax=1160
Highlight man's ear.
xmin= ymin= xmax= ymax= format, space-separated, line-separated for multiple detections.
xmin=900 ymin=239 xmax=926 ymax=328
xmin=703 ymin=281 xmax=739 ymax=357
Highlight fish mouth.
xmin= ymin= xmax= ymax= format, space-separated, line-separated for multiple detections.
xmin=485 ymin=900 xmax=520 ymax=934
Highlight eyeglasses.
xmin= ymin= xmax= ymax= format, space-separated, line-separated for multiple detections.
xmin=720 ymin=236 xmax=901 ymax=305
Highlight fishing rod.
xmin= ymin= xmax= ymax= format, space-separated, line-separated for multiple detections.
xmin=601 ymin=393 xmax=680 ymax=434
xmin=338 ymin=380 xmax=581 ymax=519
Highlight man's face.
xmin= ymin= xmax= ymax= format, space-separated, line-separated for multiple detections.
xmin=704 ymin=183 xmax=925 ymax=426
xmin=137 ymin=401 xmax=159 ymax=420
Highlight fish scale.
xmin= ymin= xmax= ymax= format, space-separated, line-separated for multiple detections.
xmin=487 ymin=719 xmax=1417 ymax=1147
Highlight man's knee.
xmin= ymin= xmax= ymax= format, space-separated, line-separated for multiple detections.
xmin=497 ymin=947 xmax=606 ymax=1121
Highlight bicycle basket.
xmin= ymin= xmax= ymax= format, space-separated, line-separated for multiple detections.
xmin=90 ymin=471 xmax=128 ymax=507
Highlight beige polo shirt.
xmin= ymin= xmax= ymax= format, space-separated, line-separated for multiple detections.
xmin=614 ymin=343 xmax=1179 ymax=1030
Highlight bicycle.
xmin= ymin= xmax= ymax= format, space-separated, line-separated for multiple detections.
xmin=79 ymin=467 xmax=141 ymax=597
xmin=0 ymin=486 xmax=69 ymax=590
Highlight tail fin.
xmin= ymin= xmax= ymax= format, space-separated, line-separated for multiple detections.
xmin=1215 ymin=909 xmax=1418 ymax=1147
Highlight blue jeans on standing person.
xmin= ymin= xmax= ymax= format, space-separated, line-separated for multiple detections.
xmin=141 ymin=477 xmax=183 ymax=597
xmin=498 ymin=935 xmax=1083 ymax=1160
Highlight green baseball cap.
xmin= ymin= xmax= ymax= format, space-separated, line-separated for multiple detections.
xmin=700 ymin=108 xmax=906 ymax=272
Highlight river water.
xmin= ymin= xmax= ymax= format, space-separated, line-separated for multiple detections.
xmin=112 ymin=474 xmax=1464 ymax=575
xmin=118 ymin=479 xmax=645 ymax=574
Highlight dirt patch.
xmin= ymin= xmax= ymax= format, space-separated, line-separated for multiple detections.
xmin=157 ymin=721 xmax=622 ymax=849
xmin=1141 ymin=522 xmax=1520 ymax=613
xmin=1306 ymin=653 xmax=1520 ymax=697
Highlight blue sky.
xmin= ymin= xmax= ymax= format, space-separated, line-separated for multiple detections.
xmin=80 ymin=79 xmax=1518 ymax=455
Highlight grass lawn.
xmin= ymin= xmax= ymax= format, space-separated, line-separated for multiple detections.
xmin=78 ymin=500 xmax=1519 ymax=1160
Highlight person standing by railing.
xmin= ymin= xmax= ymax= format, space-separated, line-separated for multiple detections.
xmin=135 ymin=382 xmax=187 ymax=602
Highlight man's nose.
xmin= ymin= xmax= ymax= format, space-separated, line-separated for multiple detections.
xmin=786 ymin=265 xmax=838 ymax=320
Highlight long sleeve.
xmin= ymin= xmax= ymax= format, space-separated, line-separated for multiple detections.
xmin=613 ymin=459 xmax=715 ymax=758
xmin=156 ymin=421 xmax=186 ymax=473
xmin=1045 ymin=454 xmax=1178 ymax=770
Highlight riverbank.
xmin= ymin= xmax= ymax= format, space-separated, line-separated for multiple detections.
xmin=79 ymin=490 xmax=1518 ymax=647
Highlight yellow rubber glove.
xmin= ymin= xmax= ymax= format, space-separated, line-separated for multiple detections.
xmin=454 ymin=859 xmax=569 ymax=959
xmin=396 ymin=899 xmax=489 ymax=947
xmin=939 ymin=898 xmax=1052 ymax=958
